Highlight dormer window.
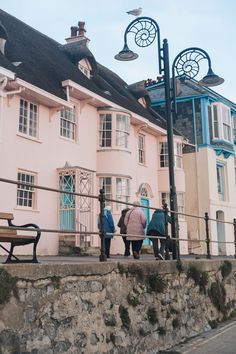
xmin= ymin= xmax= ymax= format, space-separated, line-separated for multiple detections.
xmin=78 ymin=59 xmax=91 ymax=78
xmin=138 ymin=97 xmax=147 ymax=108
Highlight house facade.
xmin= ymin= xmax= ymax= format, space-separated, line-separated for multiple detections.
xmin=0 ymin=10 xmax=188 ymax=257
xmin=148 ymin=78 xmax=236 ymax=255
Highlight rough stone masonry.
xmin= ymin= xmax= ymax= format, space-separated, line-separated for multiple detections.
xmin=0 ymin=259 xmax=236 ymax=354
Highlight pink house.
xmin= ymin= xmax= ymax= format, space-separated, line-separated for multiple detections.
xmin=0 ymin=10 xmax=187 ymax=257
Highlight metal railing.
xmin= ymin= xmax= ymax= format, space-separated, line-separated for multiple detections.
xmin=0 ymin=177 xmax=236 ymax=262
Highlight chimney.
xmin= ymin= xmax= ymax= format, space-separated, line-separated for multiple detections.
xmin=0 ymin=21 xmax=8 ymax=55
xmin=65 ymin=21 xmax=90 ymax=46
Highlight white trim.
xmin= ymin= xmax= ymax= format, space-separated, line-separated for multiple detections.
xmin=0 ymin=66 xmax=15 ymax=80
xmin=16 ymin=78 xmax=73 ymax=109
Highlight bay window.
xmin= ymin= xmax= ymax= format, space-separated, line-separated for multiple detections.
xmin=99 ymin=111 xmax=130 ymax=149
xmin=160 ymin=141 xmax=183 ymax=168
xmin=116 ymin=114 xmax=130 ymax=148
xmin=99 ymin=176 xmax=130 ymax=210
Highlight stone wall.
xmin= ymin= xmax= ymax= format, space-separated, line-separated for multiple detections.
xmin=0 ymin=259 xmax=236 ymax=354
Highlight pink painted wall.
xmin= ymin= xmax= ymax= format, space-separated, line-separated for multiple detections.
xmin=0 ymin=84 xmax=187 ymax=257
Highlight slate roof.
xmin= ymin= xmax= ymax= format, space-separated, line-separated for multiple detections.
xmin=0 ymin=9 xmax=167 ymax=130
xmin=148 ymin=78 xmax=236 ymax=111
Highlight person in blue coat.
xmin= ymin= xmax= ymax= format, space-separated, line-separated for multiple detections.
xmin=98 ymin=206 xmax=115 ymax=258
xmin=147 ymin=208 xmax=171 ymax=260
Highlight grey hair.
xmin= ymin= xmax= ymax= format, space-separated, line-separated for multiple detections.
xmin=132 ymin=201 xmax=140 ymax=206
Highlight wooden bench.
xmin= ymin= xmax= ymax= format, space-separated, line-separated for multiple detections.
xmin=0 ymin=212 xmax=41 ymax=263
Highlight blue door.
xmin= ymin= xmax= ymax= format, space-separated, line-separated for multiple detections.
xmin=59 ymin=173 xmax=76 ymax=231
xmin=141 ymin=197 xmax=150 ymax=245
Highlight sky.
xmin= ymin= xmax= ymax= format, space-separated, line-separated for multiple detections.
xmin=1 ymin=0 xmax=236 ymax=103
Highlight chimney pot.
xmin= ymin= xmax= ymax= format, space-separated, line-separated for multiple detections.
xmin=78 ymin=22 xmax=86 ymax=36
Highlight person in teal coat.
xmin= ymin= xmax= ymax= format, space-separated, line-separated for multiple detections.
xmin=147 ymin=208 xmax=171 ymax=260
xmin=98 ymin=206 xmax=115 ymax=258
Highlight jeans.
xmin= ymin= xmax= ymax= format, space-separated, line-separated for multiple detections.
xmin=131 ymin=240 xmax=143 ymax=255
xmin=148 ymin=230 xmax=165 ymax=258
xmin=122 ymin=236 xmax=131 ymax=256
xmin=105 ymin=238 xmax=111 ymax=257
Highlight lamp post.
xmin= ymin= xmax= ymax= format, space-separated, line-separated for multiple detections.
xmin=115 ymin=17 xmax=224 ymax=259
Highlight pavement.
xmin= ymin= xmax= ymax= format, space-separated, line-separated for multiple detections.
xmin=0 ymin=253 xmax=235 ymax=264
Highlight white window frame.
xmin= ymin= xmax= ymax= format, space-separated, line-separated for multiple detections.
xmin=234 ymin=156 xmax=236 ymax=186
xmin=211 ymin=103 xmax=232 ymax=142
xmin=99 ymin=114 xmax=112 ymax=148
xmin=161 ymin=191 xmax=185 ymax=219
xmin=160 ymin=141 xmax=183 ymax=168
xmin=116 ymin=177 xmax=130 ymax=211
xmin=138 ymin=134 xmax=145 ymax=164
xmin=17 ymin=171 xmax=36 ymax=209
xmin=78 ymin=59 xmax=91 ymax=78
xmin=233 ymin=115 xmax=236 ymax=141
xmin=175 ymin=142 xmax=183 ymax=168
xmin=19 ymin=98 xmax=38 ymax=138
xmin=116 ymin=114 xmax=130 ymax=148
xmin=99 ymin=176 xmax=131 ymax=211
xmin=60 ymin=107 xmax=76 ymax=141
xmin=216 ymin=163 xmax=225 ymax=201
xmin=99 ymin=177 xmax=112 ymax=207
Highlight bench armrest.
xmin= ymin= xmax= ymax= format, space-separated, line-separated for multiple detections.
xmin=8 ymin=220 xmax=41 ymax=241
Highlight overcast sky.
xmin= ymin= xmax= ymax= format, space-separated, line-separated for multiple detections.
xmin=1 ymin=0 xmax=235 ymax=103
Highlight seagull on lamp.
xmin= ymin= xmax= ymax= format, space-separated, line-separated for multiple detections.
xmin=126 ymin=7 xmax=142 ymax=16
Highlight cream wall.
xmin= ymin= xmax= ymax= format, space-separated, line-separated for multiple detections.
xmin=184 ymin=146 xmax=236 ymax=256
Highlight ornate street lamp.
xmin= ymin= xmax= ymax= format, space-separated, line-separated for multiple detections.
xmin=115 ymin=17 xmax=224 ymax=259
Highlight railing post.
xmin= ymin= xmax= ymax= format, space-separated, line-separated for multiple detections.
xmin=163 ymin=202 xmax=170 ymax=260
xmin=204 ymin=212 xmax=211 ymax=259
xmin=234 ymin=218 xmax=236 ymax=260
xmin=98 ymin=188 xmax=106 ymax=262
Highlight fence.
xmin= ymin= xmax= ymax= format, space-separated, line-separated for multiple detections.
xmin=0 ymin=177 xmax=236 ymax=262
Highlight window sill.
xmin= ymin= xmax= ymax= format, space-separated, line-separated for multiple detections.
xmin=97 ymin=148 xmax=131 ymax=154
xmin=138 ymin=162 xmax=147 ymax=167
xmin=17 ymin=133 xmax=42 ymax=144
xmin=59 ymin=136 xmax=77 ymax=144
xmin=14 ymin=207 xmax=40 ymax=213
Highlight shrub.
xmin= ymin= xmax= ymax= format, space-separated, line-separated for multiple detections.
xmin=147 ymin=274 xmax=166 ymax=293
xmin=220 ymin=260 xmax=232 ymax=279
xmin=208 ymin=319 xmax=218 ymax=329
xmin=208 ymin=281 xmax=226 ymax=313
xmin=172 ymin=317 xmax=180 ymax=329
xmin=147 ymin=307 xmax=158 ymax=325
xmin=187 ymin=265 xmax=208 ymax=292
xmin=119 ymin=305 xmax=131 ymax=329
xmin=0 ymin=269 xmax=17 ymax=305
xmin=127 ymin=293 xmax=140 ymax=307
xmin=176 ymin=259 xmax=184 ymax=273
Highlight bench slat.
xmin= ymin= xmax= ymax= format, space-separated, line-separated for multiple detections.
xmin=0 ymin=234 xmax=35 ymax=242
xmin=0 ymin=228 xmax=17 ymax=235
xmin=0 ymin=213 xmax=14 ymax=220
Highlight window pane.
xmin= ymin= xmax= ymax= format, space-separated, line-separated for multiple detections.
xmin=116 ymin=177 xmax=130 ymax=211
xmin=216 ymin=164 xmax=225 ymax=201
xmin=17 ymin=172 xmax=35 ymax=208
xmin=99 ymin=114 xmax=112 ymax=147
xmin=116 ymin=114 xmax=130 ymax=148
xmin=138 ymin=135 xmax=145 ymax=164
xmin=60 ymin=108 xmax=76 ymax=140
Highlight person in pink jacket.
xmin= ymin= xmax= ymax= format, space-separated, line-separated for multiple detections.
xmin=124 ymin=201 xmax=147 ymax=259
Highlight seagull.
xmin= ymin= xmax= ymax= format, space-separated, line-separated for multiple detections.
xmin=126 ymin=7 xmax=142 ymax=16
